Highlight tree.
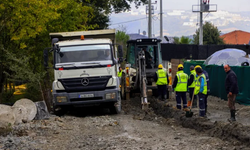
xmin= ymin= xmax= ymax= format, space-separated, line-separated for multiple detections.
xmin=81 ymin=0 xmax=147 ymax=14
xmin=116 ymin=30 xmax=130 ymax=64
xmin=0 ymin=0 xmax=147 ymax=103
xmin=173 ymin=37 xmax=180 ymax=44
xmin=173 ymin=36 xmax=192 ymax=44
xmin=193 ymin=22 xmax=225 ymax=45
xmin=0 ymin=0 xmax=95 ymax=103
xmin=180 ymin=36 xmax=192 ymax=44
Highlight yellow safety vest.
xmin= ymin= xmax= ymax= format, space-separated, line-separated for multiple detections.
xmin=188 ymin=70 xmax=196 ymax=88
xmin=175 ymin=70 xmax=188 ymax=92
xmin=156 ymin=69 xmax=168 ymax=85
xmin=194 ymin=74 xmax=207 ymax=95
xmin=118 ymin=70 xmax=123 ymax=77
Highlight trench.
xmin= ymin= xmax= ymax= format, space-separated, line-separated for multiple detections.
xmin=148 ymin=98 xmax=250 ymax=146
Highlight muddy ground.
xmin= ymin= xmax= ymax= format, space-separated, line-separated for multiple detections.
xmin=0 ymin=94 xmax=250 ymax=150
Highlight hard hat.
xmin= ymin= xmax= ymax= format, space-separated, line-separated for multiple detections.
xmin=158 ymin=64 xmax=163 ymax=69
xmin=177 ymin=64 xmax=184 ymax=69
xmin=194 ymin=65 xmax=202 ymax=69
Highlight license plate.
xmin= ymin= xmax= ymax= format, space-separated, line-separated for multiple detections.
xmin=79 ymin=94 xmax=94 ymax=98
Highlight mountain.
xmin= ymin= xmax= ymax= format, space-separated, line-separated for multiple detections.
xmin=109 ymin=10 xmax=250 ymax=37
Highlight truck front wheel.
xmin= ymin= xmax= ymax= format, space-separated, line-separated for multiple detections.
xmin=53 ymin=105 xmax=68 ymax=116
xmin=109 ymin=95 xmax=121 ymax=114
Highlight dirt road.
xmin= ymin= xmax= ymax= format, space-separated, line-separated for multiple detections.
xmin=1 ymin=96 xmax=249 ymax=150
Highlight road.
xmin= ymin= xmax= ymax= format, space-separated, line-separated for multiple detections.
xmin=0 ymin=96 xmax=249 ymax=150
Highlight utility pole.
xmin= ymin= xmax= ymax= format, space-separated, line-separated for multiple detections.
xmin=192 ymin=0 xmax=217 ymax=45
xmin=148 ymin=0 xmax=152 ymax=38
xmin=160 ymin=0 xmax=163 ymax=39
xmin=199 ymin=0 xmax=203 ymax=45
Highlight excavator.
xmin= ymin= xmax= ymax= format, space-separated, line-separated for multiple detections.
xmin=121 ymin=38 xmax=163 ymax=109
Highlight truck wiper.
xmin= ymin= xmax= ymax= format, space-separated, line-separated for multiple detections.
xmin=56 ymin=63 xmax=76 ymax=68
xmin=80 ymin=62 xmax=101 ymax=65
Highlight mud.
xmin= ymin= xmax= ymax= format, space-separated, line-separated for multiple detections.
xmin=1 ymin=95 xmax=250 ymax=150
xmin=149 ymin=96 xmax=250 ymax=147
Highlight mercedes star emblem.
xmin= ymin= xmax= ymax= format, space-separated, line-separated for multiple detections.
xmin=81 ymin=78 xmax=89 ymax=86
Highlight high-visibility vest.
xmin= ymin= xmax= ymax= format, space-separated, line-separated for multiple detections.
xmin=175 ymin=70 xmax=188 ymax=92
xmin=194 ymin=73 xmax=207 ymax=95
xmin=118 ymin=70 xmax=123 ymax=77
xmin=156 ymin=69 xmax=168 ymax=85
xmin=188 ymin=70 xmax=196 ymax=88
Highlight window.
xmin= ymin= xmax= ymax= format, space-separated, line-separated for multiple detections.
xmin=127 ymin=43 xmax=136 ymax=68
xmin=55 ymin=44 xmax=112 ymax=63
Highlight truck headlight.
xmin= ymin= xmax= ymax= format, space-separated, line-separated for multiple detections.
xmin=105 ymin=93 xmax=116 ymax=99
xmin=56 ymin=96 xmax=67 ymax=102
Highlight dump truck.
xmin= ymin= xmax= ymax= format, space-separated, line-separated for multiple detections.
xmin=44 ymin=29 xmax=123 ymax=115
xmin=121 ymin=38 xmax=163 ymax=109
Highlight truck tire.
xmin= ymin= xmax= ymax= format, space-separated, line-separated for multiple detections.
xmin=53 ymin=105 xmax=68 ymax=116
xmin=109 ymin=95 xmax=121 ymax=114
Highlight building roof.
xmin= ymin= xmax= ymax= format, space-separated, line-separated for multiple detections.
xmin=220 ymin=30 xmax=250 ymax=45
xmin=128 ymin=34 xmax=148 ymax=40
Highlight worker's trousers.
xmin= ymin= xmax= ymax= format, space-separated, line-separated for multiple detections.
xmin=198 ymin=93 xmax=206 ymax=117
xmin=189 ymin=88 xmax=197 ymax=107
xmin=176 ymin=92 xmax=187 ymax=109
xmin=157 ymin=85 xmax=167 ymax=100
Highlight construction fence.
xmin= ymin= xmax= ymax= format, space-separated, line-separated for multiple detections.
xmin=161 ymin=44 xmax=250 ymax=61
xmin=183 ymin=61 xmax=250 ymax=106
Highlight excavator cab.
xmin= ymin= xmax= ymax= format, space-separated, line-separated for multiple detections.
xmin=122 ymin=38 xmax=162 ymax=102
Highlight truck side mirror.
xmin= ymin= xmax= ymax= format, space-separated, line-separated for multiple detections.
xmin=43 ymin=49 xmax=49 ymax=68
xmin=118 ymin=45 xmax=123 ymax=63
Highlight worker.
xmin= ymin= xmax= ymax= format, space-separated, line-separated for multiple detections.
xmin=195 ymin=65 xmax=210 ymax=114
xmin=172 ymin=64 xmax=189 ymax=111
xmin=142 ymin=47 xmax=153 ymax=68
xmin=224 ymin=64 xmax=239 ymax=122
xmin=117 ymin=67 xmax=123 ymax=86
xmin=194 ymin=66 xmax=207 ymax=117
xmin=154 ymin=64 xmax=169 ymax=102
xmin=187 ymin=65 xmax=197 ymax=108
xmin=202 ymin=69 xmax=210 ymax=114
xmin=118 ymin=67 xmax=123 ymax=79
xmin=104 ymin=50 xmax=111 ymax=60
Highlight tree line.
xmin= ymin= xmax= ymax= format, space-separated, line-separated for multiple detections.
xmin=0 ymin=0 xmax=146 ymax=103
xmin=0 ymin=0 xmax=224 ymax=104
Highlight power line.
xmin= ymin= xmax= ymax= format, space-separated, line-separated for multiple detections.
xmin=109 ymin=17 xmax=147 ymax=26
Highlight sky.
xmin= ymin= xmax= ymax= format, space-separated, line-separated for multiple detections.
xmin=110 ymin=0 xmax=250 ymax=36
xmin=129 ymin=0 xmax=250 ymax=12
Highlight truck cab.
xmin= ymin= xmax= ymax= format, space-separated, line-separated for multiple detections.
xmin=46 ymin=30 xmax=122 ymax=115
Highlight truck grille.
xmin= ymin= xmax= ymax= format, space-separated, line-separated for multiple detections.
xmin=58 ymin=76 xmax=112 ymax=92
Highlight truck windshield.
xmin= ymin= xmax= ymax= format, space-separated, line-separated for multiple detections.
xmin=56 ymin=44 xmax=112 ymax=63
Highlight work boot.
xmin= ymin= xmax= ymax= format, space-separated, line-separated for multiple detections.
xmin=183 ymin=108 xmax=190 ymax=111
xmin=157 ymin=95 xmax=162 ymax=101
xmin=163 ymin=95 xmax=167 ymax=101
xmin=228 ymin=110 xmax=236 ymax=122
xmin=187 ymin=101 xmax=191 ymax=107
xmin=172 ymin=106 xmax=179 ymax=110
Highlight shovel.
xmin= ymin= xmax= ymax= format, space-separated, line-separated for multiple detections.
xmin=186 ymin=88 xmax=195 ymax=118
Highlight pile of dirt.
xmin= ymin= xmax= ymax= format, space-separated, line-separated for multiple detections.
xmin=149 ymin=97 xmax=250 ymax=146
xmin=122 ymin=97 xmax=166 ymax=124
